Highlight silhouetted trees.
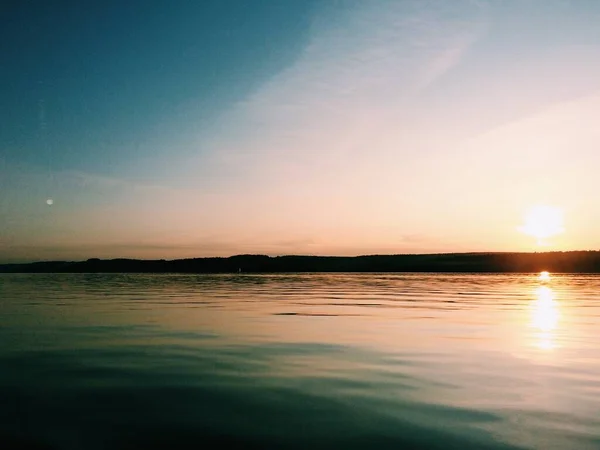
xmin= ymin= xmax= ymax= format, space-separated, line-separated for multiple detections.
xmin=1 ymin=251 xmax=600 ymax=273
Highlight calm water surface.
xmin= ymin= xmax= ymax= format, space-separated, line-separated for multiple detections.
xmin=1 ymin=273 xmax=599 ymax=449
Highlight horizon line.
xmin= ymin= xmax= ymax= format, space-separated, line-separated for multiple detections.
xmin=3 ymin=249 xmax=600 ymax=265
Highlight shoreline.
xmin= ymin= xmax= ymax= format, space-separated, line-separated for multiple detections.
xmin=2 ymin=251 xmax=600 ymax=274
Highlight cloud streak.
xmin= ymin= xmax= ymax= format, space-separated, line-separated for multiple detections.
xmin=179 ymin=0 xmax=488 ymax=185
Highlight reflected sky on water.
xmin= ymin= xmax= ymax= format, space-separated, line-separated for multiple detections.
xmin=1 ymin=273 xmax=599 ymax=449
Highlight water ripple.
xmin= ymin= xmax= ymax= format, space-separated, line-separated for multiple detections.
xmin=1 ymin=273 xmax=599 ymax=449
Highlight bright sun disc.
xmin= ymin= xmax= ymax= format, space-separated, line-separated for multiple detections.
xmin=539 ymin=271 xmax=550 ymax=281
xmin=519 ymin=205 xmax=564 ymax=245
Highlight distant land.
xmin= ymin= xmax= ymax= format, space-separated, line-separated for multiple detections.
xmin=2 ymin=251 xmax=600 ymax=273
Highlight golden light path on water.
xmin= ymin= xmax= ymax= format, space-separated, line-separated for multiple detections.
xmin=531 ymin=273 xmax=559 ymax=350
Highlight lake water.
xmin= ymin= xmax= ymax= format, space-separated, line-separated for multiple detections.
xmin=1 ymin=273 xmax=599 ymax=449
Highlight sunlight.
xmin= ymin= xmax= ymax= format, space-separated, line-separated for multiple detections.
xmin=539 ymin=271 xmax=551 ymax=281
xmin=519 ymin=205 xmax=564 ymax=246
xmin=531 ymin=286 xmax=559 ymax=350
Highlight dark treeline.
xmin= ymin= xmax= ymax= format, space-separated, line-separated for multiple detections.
xmin=2 ymin=251 xmax=600 ymax=273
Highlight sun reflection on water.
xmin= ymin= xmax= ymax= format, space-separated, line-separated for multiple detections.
xmin=531 ymin=286 xmax=559 ymax=350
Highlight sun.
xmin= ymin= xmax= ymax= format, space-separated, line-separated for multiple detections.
xmin=519 ymin=205 xmax=564 ymax=246
xmin=539 ymin=271 xmax=550 ymax=281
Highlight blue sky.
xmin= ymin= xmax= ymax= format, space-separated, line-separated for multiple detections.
xmin=2 ymin=0 xmax=600 ymax=262
xmin=1 ymin=0 xmax=319 ymax=173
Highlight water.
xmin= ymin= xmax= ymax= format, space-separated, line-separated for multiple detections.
xmin=1 ymin=273 xmax=599 ymax=449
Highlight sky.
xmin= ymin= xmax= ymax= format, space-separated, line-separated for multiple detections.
xmin=1 ymin=0 xmax=600 ymax=262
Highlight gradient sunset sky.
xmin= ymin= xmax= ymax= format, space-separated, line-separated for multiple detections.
xmin=1 ymin=0 xmax=600 ymax=262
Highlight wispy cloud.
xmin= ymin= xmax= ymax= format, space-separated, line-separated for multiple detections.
xmin=181 ymin=0 xmax=488 ymax=183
